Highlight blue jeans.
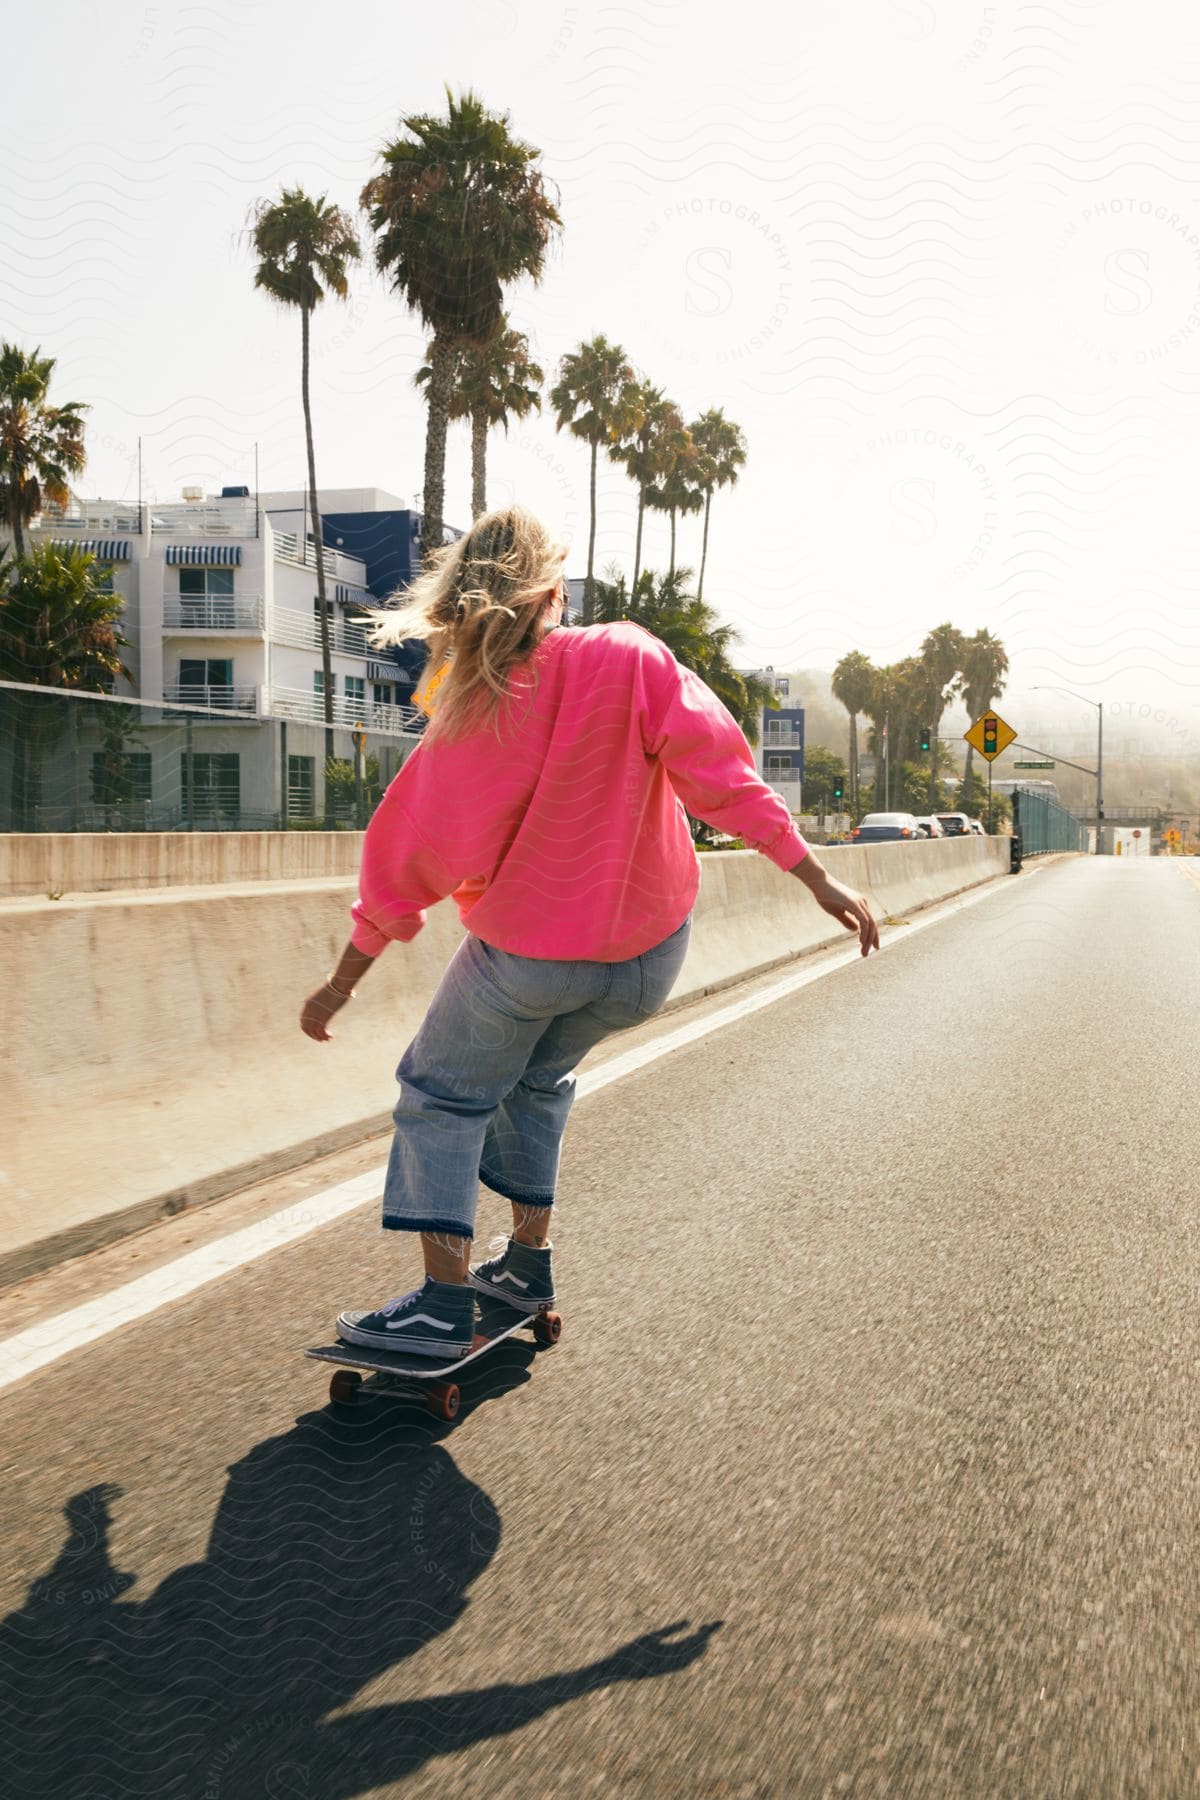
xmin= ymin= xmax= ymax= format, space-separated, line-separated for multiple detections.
xmin=381 ymin=914 xmax=694 ymax=1237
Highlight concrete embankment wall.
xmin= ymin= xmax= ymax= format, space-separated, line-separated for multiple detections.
xmin=2 ymin=836 xmax=1008 ymax=1284
xmin=0 ymin=830 xmax=366 ymax=896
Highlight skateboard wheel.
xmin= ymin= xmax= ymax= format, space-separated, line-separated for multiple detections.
xmin=329 ymin=1370 xmax=362 ymax=1406
xmin=427 ymin=1381 xmax=460 ymax=1422
xmin=534 ymin=1310 xmax=563 ymax=1346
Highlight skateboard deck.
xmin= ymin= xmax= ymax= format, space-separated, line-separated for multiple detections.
xmin=305 ymin=1291 xmax=562 ymax=1420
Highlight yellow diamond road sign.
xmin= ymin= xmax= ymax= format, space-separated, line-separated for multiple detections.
xmin=965 ymin=710 xmax=1017 ymax=762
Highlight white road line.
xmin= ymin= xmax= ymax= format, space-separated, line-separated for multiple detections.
xmin=0 ymin=870 xmax=1027 ymax=1390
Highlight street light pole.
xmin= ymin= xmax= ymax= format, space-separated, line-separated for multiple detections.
xmin=1031 ymin=685 xmax=1103 ymax=855
xmin=1096 ymin=700 xmax=1104 ymax=853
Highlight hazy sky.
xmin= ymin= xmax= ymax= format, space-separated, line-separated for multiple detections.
xmin=6 ymin=0 xmax=1200 ymax=740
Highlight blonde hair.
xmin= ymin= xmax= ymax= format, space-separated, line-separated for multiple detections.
xmin=365 ymin=505 xmax=567 ymax=746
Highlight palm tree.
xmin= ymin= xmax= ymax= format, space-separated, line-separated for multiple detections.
xmin=831 ymin=649 xmax=875 ymax=818
xmin=611 ymin=384 xmax=687 ymax=590
xmin=0 ymin=344 xmax=87 ymax=556
xmin=689 ymin=409 xmax=747 ymax=602
xmin=550 ymin=336 xmax=640 ymax=624
xmin=645 ymin=430 xmax=705 ymax=580
xmin=919 ymin=622 xmax=966 ymax=810
xmin=361 ymin=88 xmax=561 ymax=566
xmin=251 ymin=187 xmax=361 ymax=800
xmin=865 ymin=663 xmax=901 ymax=808
xmin=417 ymin=319 xmax=543 ymax=520
xmin=0 ymin=541 xmax=131 ymax=828
xmin=957 ymin=628 xmax=1009 ymax=809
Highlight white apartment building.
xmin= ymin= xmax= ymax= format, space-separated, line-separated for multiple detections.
xmin=25 ymin=486 xmax=425 ymax=734
xmin=2 ymin=486 xmax=431 ymax=829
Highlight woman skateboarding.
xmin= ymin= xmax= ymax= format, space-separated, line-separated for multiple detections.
xmin=299 ymin=506 xmax=878 ymax=1359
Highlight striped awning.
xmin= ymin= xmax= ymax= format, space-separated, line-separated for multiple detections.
xmin=335 ymin=583 xmax=365 ymax=604
xmin=49 ymin=538 xmax=132 ymax=560
xmin=166 ymin=544 xmax=243 ymax=566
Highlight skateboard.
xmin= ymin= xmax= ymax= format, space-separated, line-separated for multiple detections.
xmin=305 ymin=1291 xmax=563 ymax=1421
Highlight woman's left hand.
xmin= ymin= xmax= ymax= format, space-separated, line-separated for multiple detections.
xmin=300 ymin=982 xmax=351 ymax=1043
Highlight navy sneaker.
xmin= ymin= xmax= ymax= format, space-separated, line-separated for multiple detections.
xmin=336 ymin=1278 xmax=476 ymax=1358
xmin=467 ymin=1235 xmax=555 ymax=1314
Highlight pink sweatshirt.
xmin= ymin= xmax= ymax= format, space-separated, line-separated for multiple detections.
xmin=350 ymin=622 xmax=810 ymax=962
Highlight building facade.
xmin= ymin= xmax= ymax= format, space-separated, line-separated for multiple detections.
xmin=0 ymin=485 xmax=459 ymax=830
xmin=741 ymin=667 xmax=805 ymax=814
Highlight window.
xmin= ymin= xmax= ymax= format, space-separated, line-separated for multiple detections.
xmin=180 ymin=565 xmax=235 ymax=626
xmin=775 ymin=678 xmax=789 ymax=697
xmin=766 ymin=754 xmax=794 ymax=776
xmin=313 ymin=669 xmax=334 ymax=696
xmin=91 ymin=750 xmax=151 ymax=806
xmin=181 ymin=752 xmax=240 ymax=820
xmin=179 ymin=658 xmax=233 ymax=697
xmin=344 ymin=676 xmax=365 ymax=706
xmin=287 ymin=755 xmax=315 ymax=818
xmin=372 ymin=682 xmax=394 ymax=707
xmin=94 ymin=565 xmax=115 ymax=595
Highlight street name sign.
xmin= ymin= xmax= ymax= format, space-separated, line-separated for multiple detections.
xmin=1013 ymin=760 xmax=1055 ymax=769
xmin=965 ymin=711 xmax=1017 ymax=761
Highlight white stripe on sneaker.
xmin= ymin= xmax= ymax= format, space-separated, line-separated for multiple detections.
xmin=385 ymin=1312 xmax=457 ymax=1332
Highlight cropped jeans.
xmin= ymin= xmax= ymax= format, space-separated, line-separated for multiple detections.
xmin=381 ymin=914 xmax=693 ymax=1238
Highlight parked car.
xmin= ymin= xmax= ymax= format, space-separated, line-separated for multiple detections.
xmin=968 ymin=818 xmax=987 ymax=836
xmin=913 ymin=815 xmax=945 ymax=838
xmin=935 ymin=811 xmax=974 ymax=837
xmin=850 ymin=811 xmax=923 ymax=842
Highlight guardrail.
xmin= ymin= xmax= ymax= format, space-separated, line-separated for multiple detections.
xmin=271 ymin=530 xmax=369 ymax=587
xmin=150 ymin=503 xmax=258 ymax=536
xmin=270 ymin=685 xmax=423 ymax=733
xmin=162 ymin=683 xmax=259 ymax=713
xmin=270 ymin=611 xmax=372 ymax=656
xmin=163 ymin=597 xmax=264 ymax=633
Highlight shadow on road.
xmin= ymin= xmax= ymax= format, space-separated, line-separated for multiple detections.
xmin=1 ymin=1363 xmax=719 ymax=1797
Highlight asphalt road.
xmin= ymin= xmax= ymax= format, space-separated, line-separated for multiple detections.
xmin=2 ymin=857 xmax=1198 ymax=1799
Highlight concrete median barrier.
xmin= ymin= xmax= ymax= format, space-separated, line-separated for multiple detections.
xmin=2 ymin=836 xmax=1008 ymax=1285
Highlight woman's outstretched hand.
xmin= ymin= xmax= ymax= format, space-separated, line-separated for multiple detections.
xmin=300 ymin=982 xmax=352 ymax=1043
xmin=806 ymin=871 xmax=880 ymax=956
xmin=789 ymin=852 xmax=880 ymax=957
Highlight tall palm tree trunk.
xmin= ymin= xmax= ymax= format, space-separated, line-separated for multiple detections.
xmin=668 ymin=509 xmax=677 ymax=579
xmin=470 ymin=410 xmax=487 ymax=519
xmin=928 ymin=706 xmax=942 ymax=810
xmin=584 ymin=439 xmax=598 ymax=626
xmin=960 ymin=742 xmax=976 ymax=809
xmin=301 ymin=306 xmax=336 ymax=819
xmin=697 ymin=490 xmax=712 ymax=601
xmin=420 ymin=335 xmax=456 ymax=567
xmin=632 ymin=490 xmax=646 ymax=589
xmin=11 ymin=509 xmax=25 ymax=558
xmin=849 ymin=712 xmax=858 ymax=817
xmin=894 ymin=721 xmax=909 ymax=805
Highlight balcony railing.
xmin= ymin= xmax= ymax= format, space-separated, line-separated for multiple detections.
xmin=270 ymin=609 xmax=373 ymax=657
xmin=162 ymin=682 xmax=259 ymax=714
xmin=151 ymin=502 xmax=258 ymax=536
xmin=39 ymin=499 xmax=143 ymax=534
xmin=270 ymin=685 xmax=423 ymax=736
xmin=163 ymin=596 xmax=265 ymax=633
xmin=271 ymin=530 xmax=369 ymax=587
xmin=762 ymin=730 xmax=802 ymax=747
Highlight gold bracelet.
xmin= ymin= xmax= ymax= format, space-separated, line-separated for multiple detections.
xmin=325 ymin=973 xmax=356 ymax=999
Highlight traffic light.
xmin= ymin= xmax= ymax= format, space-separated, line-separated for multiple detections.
xmin=983 ymin=715 xmax=998 ymax=757
xmin=920 ymin=727 xmax=932 ymax=753
xmin=833 ymin=779 xmax=843 ymax=801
